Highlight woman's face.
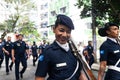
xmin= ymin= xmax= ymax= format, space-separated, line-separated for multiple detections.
xmin=53 ymin=24 xmax=71 ymax=44
xmin=106 ymin=26 xmax=119 ymax=38
xmin=0 ymin=39 xmax=2 ymax=43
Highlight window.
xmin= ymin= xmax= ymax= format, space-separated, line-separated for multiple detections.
xmin=44 ymin=3 xmax=48 ymax=8
xmin=60 ymin=7 xmax=66 ymax=13
xmin=41 ymin=3 xmax=48 ymax=10
xmin=40 ymin=12 xmax=48 ymax=20
xmin=41 ymin=21 xmax=48 ymax=28
xmin=41 ymin=5 xmax=44 ymax=10
xmin=43 ymin=31 xmax=48 ymax=37
xmin=51 ymin=11 xmax=56 ymax=16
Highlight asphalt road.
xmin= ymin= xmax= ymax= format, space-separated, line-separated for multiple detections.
xmin=0 ymin=56 xmax=36 ymax=80
xmin=0 ymin=56 xmax=99 ymax=80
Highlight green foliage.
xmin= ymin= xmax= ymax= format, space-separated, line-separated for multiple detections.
xmin=0 ymin=24 xmax=6 ymax=31
xmin=0 ymin=0 xmax=38 ymax=39
xmin=19 ymin=21 xmax=39 ymax=37
xmin=76 ymin=0 xmax=120 ymax=27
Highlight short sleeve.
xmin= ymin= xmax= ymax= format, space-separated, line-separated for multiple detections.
xmin=99 ymin=44 xmax=108 ymax=62
xmin=26 ymin=44 xmax=29 ymax=49
xmin=23 ymin=41 xmax=28 ymax=49
xmin=2 ymin=42 xmax=6 ymax=48
xmin=39 ymin=45 xmax=42 ymax=49
xmin=1 ymin=44 xmax=4 ymax=48
xmin=12 ymin=42 xmax=16 ymax=49
xmin=35 ymin=51 xmax=49 ymax=77
xmin=11 ymin=42 xmax=14 ymax=48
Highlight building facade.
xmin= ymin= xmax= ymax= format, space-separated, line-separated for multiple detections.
xmin=49 ymin=0 xmax=69 ymax=26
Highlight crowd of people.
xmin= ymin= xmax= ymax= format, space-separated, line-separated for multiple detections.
xmin=0 ymin=14 xmax=120 ymax=80
xmin=0 ymin=34 xmax=49 ymax=80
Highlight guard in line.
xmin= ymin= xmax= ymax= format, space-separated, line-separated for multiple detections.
xmin=31 ymin=41 xmax=38 ymax=66
xmin=98 ymin=22 xmax=120 ymax=80
xmin=38 ymin=40 xmax=48 ymax=55
xmin=35 ymin=14 xmax=87 ymax=80
xmin=3 ymin=36 xmax=14 ymax=75
xmin=12 ymin=34 xmax=29 ymax=80
xmin=83 ymin=41 xmax=95 ymax=68
xmin=0 ymin=38 xmax=4 ymax=68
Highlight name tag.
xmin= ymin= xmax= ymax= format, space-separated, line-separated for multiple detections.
xmin=56 ymin=62 xmax=67 ymax=67
xmin=114 ymin=50 xmax=120 ymax=54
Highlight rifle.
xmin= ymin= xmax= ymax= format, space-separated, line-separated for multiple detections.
xmin=68 ymin=38 xmax=97 ymax=80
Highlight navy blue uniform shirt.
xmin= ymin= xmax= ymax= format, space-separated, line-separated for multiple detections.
xmin=39 ymin=44 xmax=48 ymax=53
xmin=13 ymin=41 xmax=28 ymax=58
xmin=35 ymin=41 xmax=81 ymax=80
xmin=100 ymin=38 xmax=120 ymax=80
xmin=3 ymin=41 xmax=13 ymax=54
xmin=0 ymin=43 xmax=3 ymax=55
xmin=31 ymin=44 xmax=38 ymax=55
xmin=85 ymin=45 xmax=93 ymax=57
xmin=100 ymin=38 xmax=120 ymax=67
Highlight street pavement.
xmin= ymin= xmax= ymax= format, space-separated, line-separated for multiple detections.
xmin=0 ymin=56 xmax=36 ymax=80
xmin=0 ymin=56 xmax=100 ymax=80
xmin=91 ymin=63 xmax=100 ymax=79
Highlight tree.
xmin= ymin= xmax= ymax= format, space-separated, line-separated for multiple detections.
xmin=0 ymin=0 xmax=38 ymax=40
xmin=76 ymin=0 xmax=120 ymax=26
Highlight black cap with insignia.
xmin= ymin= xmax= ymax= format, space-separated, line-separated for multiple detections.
xmin=55 ymin=14 xmax=74 ymax=30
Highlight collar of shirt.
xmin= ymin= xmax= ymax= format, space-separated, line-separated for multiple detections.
xmin=107 ymin=37 xmax=117 ymax=43
xmin=56 ymin=41 xmax=69 ymax=52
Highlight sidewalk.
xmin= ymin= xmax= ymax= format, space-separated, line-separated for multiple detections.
xmin=91 ymin=63 xmax=100 ymax=71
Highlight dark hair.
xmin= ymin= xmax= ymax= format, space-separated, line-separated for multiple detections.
xmin=88 ymin=41 xmax=92 ymax=43
xmin=18 ymin=34 xmax=23 ymax=37
xmin=98 ymin=22 xmax=119 ymax=37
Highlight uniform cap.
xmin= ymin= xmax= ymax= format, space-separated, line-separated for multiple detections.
xmin=55 ymin=14 xmax=74 ymax=30
xmin=98 ymin=22 xmax=119 ymax=37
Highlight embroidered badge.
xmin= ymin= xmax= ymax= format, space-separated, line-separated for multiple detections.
xmin=39 ymin=55 xmax=44 ymax=61
xmin=100 ymin=50 xmax=104 ymax=54
xmin=17 ymin=43 xmax=20 ymax=46
xmin=6 ymin=44 xmax=9 ymax=46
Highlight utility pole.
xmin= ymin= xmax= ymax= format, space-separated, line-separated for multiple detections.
xmin=91 ymin=0 xmax=97 ymax=63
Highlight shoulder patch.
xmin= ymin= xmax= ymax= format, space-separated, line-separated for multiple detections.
xmin=100 ymin=50 xmax=104 ymax=54
xmin=38 ymin=55 xmax=44 ymax=61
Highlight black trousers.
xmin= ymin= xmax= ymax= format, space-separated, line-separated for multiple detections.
xmin=89 ymin=55 xmax=94 ymax=68
xmin=105 ymin=69 xmax=120 ymax=80
xmin=15 ymin=57 xmax=27 ymax=80
xmin=0 ymin=54 xmax=4 ymax=67
xmin=32 ymin=54 xmax=38 ymax=65
xmin=5 ymin=54 xmax=13 ymax=72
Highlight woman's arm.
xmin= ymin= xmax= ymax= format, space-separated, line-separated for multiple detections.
xmin=79 ymin=70 xmax=88 ymax=80
xmin=98 ymin=61 xmax=107 ymax=80
xmin=35 ymin=76 xmax=45 ymax=80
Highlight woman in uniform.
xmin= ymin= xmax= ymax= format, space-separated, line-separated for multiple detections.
xmin=0 ymin=38 xmax=4 ymax=68
xmin=98 ymin=22 xmax=120 ymax=80
xmin=35 ymin=14 xmax=87 ymax=80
